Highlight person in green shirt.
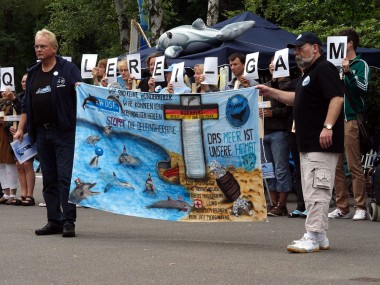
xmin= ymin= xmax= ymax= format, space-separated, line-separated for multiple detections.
xmin=329 ymin=29 xmax=371 ymax=221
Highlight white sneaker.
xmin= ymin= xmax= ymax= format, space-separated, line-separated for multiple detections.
xmin=352 ymin=209 xmax=367 ymax=221
xmin=38 ymin=202 xmax=46 ymax=207
xmin=287 ymin=234 xmax=319 ymax=253
xmin=290 ymin=233 xmax=329 ymax=250
xmin=328 ymin=208 xmax=350 ymax=219
xmin=318 ymin=236 xmax=330 ymax=250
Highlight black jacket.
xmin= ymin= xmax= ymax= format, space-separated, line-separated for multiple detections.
xmin=22 ymin=56 xmax=82 ymax=141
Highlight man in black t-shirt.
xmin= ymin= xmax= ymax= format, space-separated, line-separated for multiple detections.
xmin=257 ymin=32 xmax=344 ymax=253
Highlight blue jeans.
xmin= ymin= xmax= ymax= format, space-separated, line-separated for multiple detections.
xmin=36 ymin=127 xmax=76 ymax=225
xmin=261 ymin=131 xmax=292 ymax=192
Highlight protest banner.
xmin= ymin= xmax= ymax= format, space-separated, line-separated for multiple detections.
xmin=71 ymin=83 xmax=267 ymax=222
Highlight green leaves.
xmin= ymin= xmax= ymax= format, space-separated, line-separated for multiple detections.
xmin=245 ymin=0 xmax=380 ymax=49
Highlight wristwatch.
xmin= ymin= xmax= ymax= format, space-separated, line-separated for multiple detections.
xmin=323 ymin=124 xmax=333 ymax=130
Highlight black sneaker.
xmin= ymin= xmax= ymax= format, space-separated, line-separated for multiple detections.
xmin=35 ymin=223 xmax=63 ymax=235
xmin=62 ymin=223 xmax=76 ymax=237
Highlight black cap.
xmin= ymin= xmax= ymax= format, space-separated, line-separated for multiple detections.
xmin=287 ymin=32 xmax=322 ymax=48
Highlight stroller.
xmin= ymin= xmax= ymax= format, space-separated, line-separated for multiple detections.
xmin=367 ymin=152 xmax=380 ymax=221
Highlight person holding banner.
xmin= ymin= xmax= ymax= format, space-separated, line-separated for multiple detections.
xmin=138 ymin=52 xmax=168 ymax=92
xmin=160 ymin=64 xmax=191 ymax=94
xmin=0 ymin=88 xmax=20 ymax=205
xmin=92 ymin=59 xmax=107 ymax=86
xmin=261 ymin=58 xmax=293 ymax=217
xmin=193 ymin=64 xmax=219 ymax=93
xmin=329 ymin=29 xmax=371 ymax=221
xmin=14 ymin=29 xmax=82 ymax=237
xmin=109 ymin=59 xmax=134 ymax=89
xmin=257 ymin=32 xmax=344 ymax=253
xmin=223 ymin=53 xmax=258 ymax=90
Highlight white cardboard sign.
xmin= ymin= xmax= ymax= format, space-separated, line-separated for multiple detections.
xmin=152 ymin=56 xmax=165 ymax=83
xmin=244 ymin=52 xmax=259 ymax=80
xmin=327 ymin=36 xmax=347 ymax=66
xmin=273 ymin=49 xmax=289 ymax=79
xmin=0 ymin=67 xmax=15 ymax=92
xmin=127 ymin=53 xmax=142 ymax=80
xmin=81 ymin=54 xmax=98 ymax=79
xmin=203 ymin=57 xmax=218 ymax=85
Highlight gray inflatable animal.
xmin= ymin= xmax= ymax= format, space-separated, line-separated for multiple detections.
xmin=156 ymin=18 xmax=255 ymax=58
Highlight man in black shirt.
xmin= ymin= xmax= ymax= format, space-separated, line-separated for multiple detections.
xmin=257 ymin=32 xmax=344 ymax=253
xmin=15 ymin=29 xmax=82 ymax=237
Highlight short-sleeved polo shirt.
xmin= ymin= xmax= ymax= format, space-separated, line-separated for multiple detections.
xmin=294 ymin=56 xmax=344 ymax=153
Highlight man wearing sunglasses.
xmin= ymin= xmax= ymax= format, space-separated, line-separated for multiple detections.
xmin=257 ymin=32 xmax=344 ymax=253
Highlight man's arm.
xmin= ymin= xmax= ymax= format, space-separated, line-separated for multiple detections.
xmin=319 ymin=96 xmax=344 ymax=149
xmin=255 ymin=84 xmax=295 ymax=106
xmin=343 ymin=59 xmax=369 ymax=96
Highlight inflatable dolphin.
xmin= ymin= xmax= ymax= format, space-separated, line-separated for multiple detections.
xmin=156 ymin=18 xmax=255 ymax=58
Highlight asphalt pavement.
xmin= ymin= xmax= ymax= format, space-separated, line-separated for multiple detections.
xmin=1 ymin=174 xmax=380 ymax=285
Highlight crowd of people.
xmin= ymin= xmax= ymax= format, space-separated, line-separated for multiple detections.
xmin=0 ymin=28 xmax=371 ymax=253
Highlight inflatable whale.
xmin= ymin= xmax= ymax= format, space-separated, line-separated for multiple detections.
xmin=156 ymin=18 xmax=255 ymax=58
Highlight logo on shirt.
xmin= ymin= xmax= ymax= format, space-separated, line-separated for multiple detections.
xmin=57 ymin=77 xmax=66 ymax=88
xmin=36 ymin=86 xmax=51 ymax=94
xmin=302 ymin=76 xmax=310 ymax=86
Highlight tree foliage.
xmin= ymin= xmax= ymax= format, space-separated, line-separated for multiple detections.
xmin=1 ymin=0 xmax=380 ymax=91
xmin=46 ymin=0 xmax=136 ymax=63
xmin=0 ymin=0 xmax=49 ymax=89
xmin=243 ymin=0 xmax=380 ymax=48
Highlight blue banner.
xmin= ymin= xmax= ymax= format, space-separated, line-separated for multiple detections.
xmin=70 ymin=83 xmax=266 ymax=222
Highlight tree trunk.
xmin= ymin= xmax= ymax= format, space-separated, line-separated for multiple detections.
xmin=207 ymin=0 xmax=219 ymax=26
xmin=147 ymin=0 xmax=164 ymax=44
xmin=114 ymin=0 xmax=130 ymax=51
